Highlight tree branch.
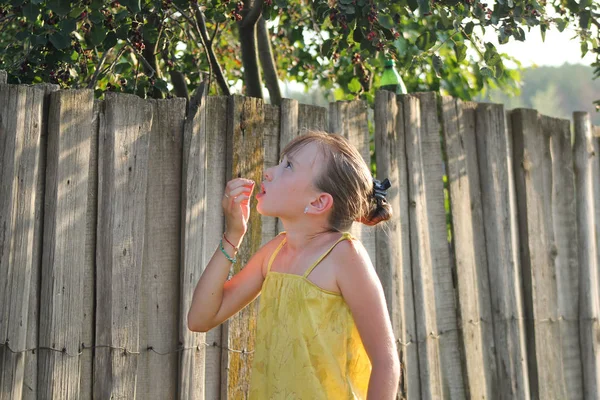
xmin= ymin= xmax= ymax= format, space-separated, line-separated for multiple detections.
xmin=87 ymin=48 xmax=111 ymax=89
xmin=257 ymin=16 xmax=281 ymax=105
xmin=241 ymin=0 xmax=264 ymax=28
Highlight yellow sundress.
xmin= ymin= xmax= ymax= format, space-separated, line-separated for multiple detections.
xmin=249 ymin=231 xmax=372 ymax=399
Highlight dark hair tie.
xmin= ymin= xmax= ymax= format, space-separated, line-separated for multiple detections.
xmin=373 ymin=178 xmax=391 ymax=201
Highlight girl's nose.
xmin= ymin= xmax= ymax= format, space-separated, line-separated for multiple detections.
xmin=264 ymin=166 xmax=273 ymax=181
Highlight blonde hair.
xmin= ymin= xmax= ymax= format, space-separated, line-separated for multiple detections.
xmin=280 ymin=131 xmax=392 ymax=232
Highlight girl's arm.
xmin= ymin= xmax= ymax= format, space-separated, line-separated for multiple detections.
xmin=335 ymin=239 xmax=401 ymax=399
xmin=188 ymin=177 xmax=276 ymax=332
xmin=187 ymin=231 xmax=280 ymax=332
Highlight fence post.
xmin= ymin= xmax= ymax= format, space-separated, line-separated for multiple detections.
xmin=440 ymin=96 xmax=497 ymax=399
xmin=573 ymin=111 xmax=600 ymax=398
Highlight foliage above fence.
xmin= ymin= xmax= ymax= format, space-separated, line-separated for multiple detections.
xmin=0 ymin=79 xmax=600 ymax=399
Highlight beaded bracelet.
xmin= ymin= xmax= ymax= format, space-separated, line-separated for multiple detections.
xmin=219 ymin=238 xmax=237 ymax=264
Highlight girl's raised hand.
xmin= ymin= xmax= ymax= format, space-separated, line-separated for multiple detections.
xmin=222 ymin=178 xmax=255 ymax=236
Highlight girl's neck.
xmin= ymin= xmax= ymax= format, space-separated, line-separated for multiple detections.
xmin=280 ymin=224 xmax=339 ymax=252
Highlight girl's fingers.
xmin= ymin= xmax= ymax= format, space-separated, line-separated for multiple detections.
xmin=234 ymin=194 xmax=250 ymax=203
xmin=228 ymin=184 xmax=254 ymax=198
xmin=226 ymin=178 xmax=254 ymax=193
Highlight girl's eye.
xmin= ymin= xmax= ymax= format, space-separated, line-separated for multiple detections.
xmin=285 ymin=161 xmax=292 ymax=169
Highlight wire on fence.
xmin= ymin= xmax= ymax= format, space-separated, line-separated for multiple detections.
xmin=2 ymin=315 xmax=597 ymax=354
xmin=0 ymin=341 xmax=255 ymax=357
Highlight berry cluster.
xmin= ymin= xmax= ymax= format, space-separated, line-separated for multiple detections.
xmin=231 ymin=2 xmax=244 ymax=21
xmin=329 ymin=8 xmax=348 ymax=30
xmin=130 ymin=25 xmax=145 ymax=51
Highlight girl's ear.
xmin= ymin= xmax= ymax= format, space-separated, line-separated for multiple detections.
xmin=309 ymin=192 xmax=334 ymax=215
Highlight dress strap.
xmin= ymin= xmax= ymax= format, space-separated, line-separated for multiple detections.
xmin=267 ymin=231 xmax=287 ymax=272
xmin=303 ymin=232 xmax=353 ymax=278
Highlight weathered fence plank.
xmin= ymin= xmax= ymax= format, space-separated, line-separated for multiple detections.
xmin=94 ymin=93 xmax=153 ymax=399
xmin=203 ymin=96 xmax=229 ymax=400
xmin=298 ymin=103 xmax=327 ymax=133
xmin=38 ymin=89 xmax=94 ymax=399
xmin=262 ymin=104 xmax=280 ymax=243
xmin=374 ymin=90 xmax=420 ymax=399
xmin=179 ymin=89 xmax=209 ymax=400
xmin=25 ymin=83 xmax=59 ymax=400
xmin=441 ymin=96 xmax=497 ymax=399
xmin=137 ymin=98 xmax=186 ymax=399
xmin=511 ymin=109 xmax=568 ymax=399
xmin=221 ymin=95 xmax=264 ymax=399
xmin=574 ymin=112 xmax=600 ymax=398
xmin=329 ymin=100 xmax=376 ymax=267
xmin=415 ymin=91 xmax=465 ymax=399
xmin=401 ymin=94 xmax=443 ymax=399
xmin=544 ymin=115 xmax=583 ymax=398
xmin=0 ymin=71 xmax=6 ymax=84
xmin=0 ymin=85 xmax=47 ymax=400
xmin=475 ymin=103 xmax=530 ymax=399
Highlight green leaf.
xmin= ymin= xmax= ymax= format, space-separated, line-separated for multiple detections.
xmin=407 ymin=0 xmax=418 ymax=12
xmin=142 ymin=25 xmax=158 ymax=43
xmin=33 ymin=35 xmax=48 ymax=46
xmin=154 ymin=78 xmax=168 ymax=92
xmin=16 ymin=31 xmax=30 ymax=41
xmin=321 ymin=38 xmax=333 ymax=57
xmin=47 ymin=0 xmax=71 ymax=16
xmin=514 ymin=27 xmax=526 ymax=41
xmin=415 ymin=31 xmax=435 ymax=51
xmin=454 ymin=42 xmax=467 ymax=62
xmin=464 ymin=21 xmax=474 ymax=35
xmin=479 ymin=66 xmax=493 ymax=77
xmin=484 ymin=43 xmax=501 ymax=66
xmin=49 ymin=31 xmax=71 ymax=50
xmin=581 ymin=41 xmax=588 ymax=57
xmin=555 ymin=18 xmax=568 ymax=32
xmin=378 ymin=14 xmax=394 ymax=29
xmin=59 ymin=18 xmax=77 ymax=34
xmin=121 ymin=0 xmax=141 ymax=13
xmin=69 ymin=7 xmax=85 ymax=18
xmin=418 ymin=0 xmax=431 ymax=16
xmin=580 ymin=11 xmax=591 ymax=30
xmin=104 ymin=31 xmax=118 ymax=49
xmin=22 ymin=3 xmax=39 ymax=21
xmin=348 ymin=77 xmax=362 ymax=93
xmin=88 ymin=24 xmax=107 ymax=47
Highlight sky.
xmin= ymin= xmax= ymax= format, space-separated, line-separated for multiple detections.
xmin=483 ymin=24 xmax=596 ymax=67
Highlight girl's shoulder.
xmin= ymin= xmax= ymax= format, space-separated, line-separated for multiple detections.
xmin=259 ymin=231 xmax=287 ymax=277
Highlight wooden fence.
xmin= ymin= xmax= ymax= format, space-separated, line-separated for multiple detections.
xmin=0 ymin=79 xmax=599 ymax=400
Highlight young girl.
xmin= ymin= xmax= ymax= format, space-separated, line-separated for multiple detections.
xmin=187 ymin=131 xmax=400 ymax=399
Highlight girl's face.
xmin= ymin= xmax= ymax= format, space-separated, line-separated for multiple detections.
xmin=256 ymin=141 xmax=326 ymax=218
